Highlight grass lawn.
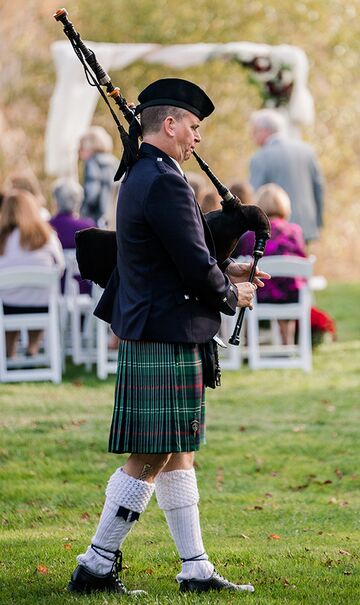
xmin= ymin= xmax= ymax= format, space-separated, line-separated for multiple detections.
xmin=1 ymin=282 xmax=359 ymax=604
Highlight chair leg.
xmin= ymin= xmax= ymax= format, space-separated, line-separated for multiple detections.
xmin=247 ymin=312 xmax=260 ymax=370
xmin=96 ymin=320 xmax=108 ymax=379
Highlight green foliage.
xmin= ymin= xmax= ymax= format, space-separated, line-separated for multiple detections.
xmin=0 ymin=282 xmax=359 ymax=604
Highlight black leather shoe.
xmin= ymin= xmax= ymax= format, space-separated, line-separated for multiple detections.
xmin=68 ymin=564 xmax=128 ymax=594
xmin=68 ymin=551 xmax=146 ymax=596
xmin=179 ymin=570 xmax=254 ymax=593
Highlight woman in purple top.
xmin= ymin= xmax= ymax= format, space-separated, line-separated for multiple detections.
xmin=50 ymin=178 xmax=95 ymax=248
xmin=235 ymin=183 xmax=306 ymax=344
xmin=50 ymin=178 xmax=95 ymax=294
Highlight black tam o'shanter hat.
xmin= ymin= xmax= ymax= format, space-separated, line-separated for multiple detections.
xmin=135 ymin=78 xmax=215 ymax=120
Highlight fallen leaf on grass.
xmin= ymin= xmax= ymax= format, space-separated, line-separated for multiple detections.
xmin=268 ymin=534 xmax=281 ymax=540
xmin=335 ymin=468 xmax=343 ymax=479
xmin=215 ymin=466 xmax=224 ymax=492
xmin=328 ymin=497 xmax=349 ymax=507
xmin=239 ymin=533 xmax=250 ymax=540
xmin=71 ymin=419 xmax=87 ymax=427
xmin=244 ymin=505 xmax=263 ymax=511
xmin=64 ymin=543 xmax=72 ymax=550
xmin=339 ymin=549 xmax=351 ymax=556
xmin=143 ymin=568 xmax=155 ymax=574
xmin=36 ymin=564 xmax=48 ymax=575
xmin=81 ymin=512 xmax=90 ymax=520
xmin=291 ymin=483 xmax=310 ymax=491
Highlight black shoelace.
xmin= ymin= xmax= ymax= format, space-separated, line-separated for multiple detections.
xmin=91 ymin=544 xmax=126 ymax=591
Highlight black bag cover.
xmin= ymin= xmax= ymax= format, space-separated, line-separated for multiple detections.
xmin=75 ymin=228 xmax=117 ymax=288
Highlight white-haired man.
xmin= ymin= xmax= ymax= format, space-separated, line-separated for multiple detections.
xmin=249 ymin=108 xmax=324 ymax=243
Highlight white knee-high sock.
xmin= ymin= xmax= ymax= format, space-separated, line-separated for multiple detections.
xmin=77 ymin=468 xmax=154 ymax=575
xmin=155 ymin=468 xmax=214 ymax=581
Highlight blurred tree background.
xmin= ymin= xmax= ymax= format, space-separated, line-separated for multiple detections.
xmin=1 ymin=0 xmax=360 ymax=280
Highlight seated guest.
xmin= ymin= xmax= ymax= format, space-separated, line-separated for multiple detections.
xmin=199 ymin=189 xmax=222 ymax=214
xmin=236 ymin=183 xmax=307 ymax=345
xmin=50 ymin=178 xmax=95 ymax=295
xmin=227 ymin=181 xmax=255 ymax=257
xmin=4 ymin=168 xmax=51 ymax=220
xmin=0 ymin=190 xmax=65 ymax=358
xmin=50 ymin=178 xmax=95 ymax=248
xmin=185 ymin=171 xmax=207 ymax=205
xmin=228 ymin=180 xmax=255 ymax=205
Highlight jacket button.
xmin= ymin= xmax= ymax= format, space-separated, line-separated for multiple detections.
xmin=222 ymin=296 xmax=227 ymax=302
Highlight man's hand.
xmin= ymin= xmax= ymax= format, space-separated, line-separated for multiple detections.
xmin=225 ymin=261 xmax=271 ymax=288
xmin=233 ymin=282 xmax=257 ymax=309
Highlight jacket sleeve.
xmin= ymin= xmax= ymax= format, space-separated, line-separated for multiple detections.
xmin=144 ymin=173 xmax=237 ymax=315
xmin=249 ymin=152 xmax=267 ymax=190
xmin=310 ymin=153 xmax=325 ymax=228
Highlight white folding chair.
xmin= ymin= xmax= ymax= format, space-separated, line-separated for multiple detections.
xmin=246 ymin=256 xmax=314 ymax=372
xmin=92 ymin=285 xmax=118 ymax=380
xmin=62 ymin=250 xmax=95 ymax=366
xmin=0 ymin=266 xmax=62 ymax=383
xmin=217 ymin=314 xmax=244 ymax=370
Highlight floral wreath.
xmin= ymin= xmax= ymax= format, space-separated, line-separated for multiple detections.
xmin=236 ymin=56 xmax=294 ymax=108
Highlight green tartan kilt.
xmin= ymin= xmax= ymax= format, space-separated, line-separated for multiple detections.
xmin=108 ymin=340 xmax=206 ymax=454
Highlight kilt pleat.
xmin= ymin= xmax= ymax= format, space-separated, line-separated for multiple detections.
xmin=108 ymin=340 xmax=205 ymax=454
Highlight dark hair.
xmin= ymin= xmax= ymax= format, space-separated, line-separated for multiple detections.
xmin=141 ymin=105 xmax=188 ymax=135
xmin=228 ymin=180 xmax=254 ymax=205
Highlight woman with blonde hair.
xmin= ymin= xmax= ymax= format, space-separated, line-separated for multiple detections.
xmin=0 ymin=190 xmax=65 ymax=357
xmin=4 ymin=168 xmax=50 ymax=220
xmin=234 ymin=183 xmax=306 ymax=345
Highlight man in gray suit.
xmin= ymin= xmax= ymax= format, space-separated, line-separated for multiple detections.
xmin=249 ymin=109 xmax=324 ymax=243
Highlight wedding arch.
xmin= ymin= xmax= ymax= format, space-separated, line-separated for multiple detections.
xmin=45 ymin=40 xmax=314 ymax=176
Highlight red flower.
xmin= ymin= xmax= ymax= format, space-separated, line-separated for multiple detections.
xmin=311 ymin=307 xmax=336 ymax=334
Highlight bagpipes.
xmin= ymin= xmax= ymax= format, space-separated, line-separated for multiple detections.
xmin=54 ymin=8 xmax=270 ymax=344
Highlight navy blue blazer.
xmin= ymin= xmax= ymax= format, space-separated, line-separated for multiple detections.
xmin=95 ymin=143 xmax=237 ymax=343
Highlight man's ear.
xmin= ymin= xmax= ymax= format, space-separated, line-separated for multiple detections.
xmin=163 ymin=116 xmax=176 ymax=137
